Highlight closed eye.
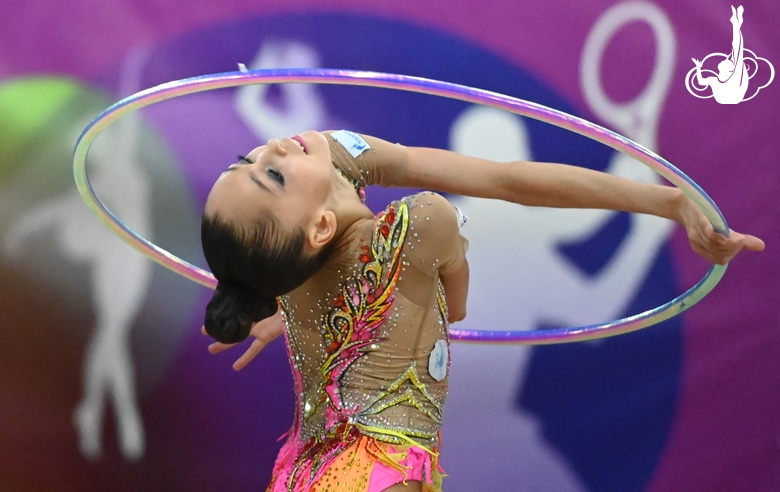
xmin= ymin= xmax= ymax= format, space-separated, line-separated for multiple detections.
xmin=267 ymin=167 xmax=285 ymax=186
xmin=237 ymin=155 xmax=253 ymax=164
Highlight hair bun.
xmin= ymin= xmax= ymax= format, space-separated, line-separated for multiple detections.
xmin=204 ymin=283 xmax=278 ymax=344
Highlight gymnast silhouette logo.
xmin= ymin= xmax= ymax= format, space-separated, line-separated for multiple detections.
xmin=685 ymin=5 xmax=774 ymax=104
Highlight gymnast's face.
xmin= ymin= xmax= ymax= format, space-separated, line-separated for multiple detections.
xmin=205 ymin=130 xmax=337 ymax=248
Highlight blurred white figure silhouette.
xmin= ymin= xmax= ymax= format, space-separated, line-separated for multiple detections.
xmin=4 ymin=50 xmax=152 ymax=461
xmin=444 ymin=5 xmax=675 ymax=489
xmin=581 ymin=0 xmax=675 ymax=148
xmin=235 ymin=40 xmax=326 ymax=137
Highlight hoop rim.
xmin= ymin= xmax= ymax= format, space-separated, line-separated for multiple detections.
xmin=73 ymin=68 xmax=728 ymax=344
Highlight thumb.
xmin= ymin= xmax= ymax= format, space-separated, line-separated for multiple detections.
xmin=741 ymin=234 xmax=766 ymax=252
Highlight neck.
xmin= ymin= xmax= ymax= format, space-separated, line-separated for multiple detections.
xmin=323 ymin=181 xmax=375 ymax=269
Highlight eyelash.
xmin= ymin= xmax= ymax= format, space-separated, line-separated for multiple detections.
xmin=236 ymin=154 xmax=284 ymax=186
xmin=267 ymin=167 xmax=285 ymax=185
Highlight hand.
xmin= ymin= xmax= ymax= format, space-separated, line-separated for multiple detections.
xmin=202 ymin=309 xmax=286 ymax=371
xmin=691 ymin=58 xmax=703 ymax=68
xmin=677 ymin=194 xmax=764 ymax=265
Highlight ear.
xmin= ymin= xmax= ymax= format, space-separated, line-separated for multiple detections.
xmin=307 ymin=209 xmax=337 ymax=249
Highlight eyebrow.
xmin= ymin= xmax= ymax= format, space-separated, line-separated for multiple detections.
xmin=249 ymin=172 xmax=274 ymax=193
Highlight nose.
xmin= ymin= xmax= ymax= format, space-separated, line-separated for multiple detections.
xmin=266 ymin=138 xmax=288 ymax=156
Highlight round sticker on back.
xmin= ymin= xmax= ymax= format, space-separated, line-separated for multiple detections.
xmin=428 ymin=339 xmax=449 ymax=381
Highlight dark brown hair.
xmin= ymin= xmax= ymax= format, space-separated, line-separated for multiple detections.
xmin=201 ymin=211 xmax=332 ymax=344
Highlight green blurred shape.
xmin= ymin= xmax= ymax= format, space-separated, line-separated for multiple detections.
xmin=0 ymin=77 xmax=79 ymax=177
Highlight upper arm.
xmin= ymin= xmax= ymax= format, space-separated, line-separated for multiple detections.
xmin=404 ymin=146 xmax=509 ymax=199
xmin=324 ymin=130 xmax=410 ymax=187
xmin=325 ymin=131 xmax=512 ymax=201
xmin=404 ymin=192 xmax=470 ymax=322
xmin=406 ymin=192 xmax=468 ymax=277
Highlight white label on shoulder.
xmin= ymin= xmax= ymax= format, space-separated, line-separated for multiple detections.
xmin=331 ymin=130 xmax=371 ymax=158
xmin=428 ymin=339 xmax=448 ymax=382
xmin=453 ymin=206 xmax=468 ymax=228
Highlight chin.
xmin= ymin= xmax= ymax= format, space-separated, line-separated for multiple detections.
xmin=307 ymin=132 xmax=332 ymax=168
xmin=304 ymin=130 xmax=328 ymax=151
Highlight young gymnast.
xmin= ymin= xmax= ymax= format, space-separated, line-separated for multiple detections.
xmin=200 ymin=129 xmax=764 ymax=491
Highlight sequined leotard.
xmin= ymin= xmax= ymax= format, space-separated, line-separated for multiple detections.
xmin=267 ymin=132 xmax=468 ymax=492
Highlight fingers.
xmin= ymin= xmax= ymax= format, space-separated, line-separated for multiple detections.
xmin=689 ymin=238 xmax=727 ymax=264
xmin=202 ymin=325 xmax=236 ymax=353
xmin=742 ymin=234 xmax=765 ymax=252
xmin=231 ymin=315 xmax=285 ymax=370
xmin=700 ymin=230 xmax=740 ymax=265
xmin=689 ymin=228 xmax=764 ymax=265
xmin=675 ymin=193 xmax=763 ymax=264
xmin=201 ymin=309 xmax=286 ymax=370
xmin=233 ymin=338 xmax=267 ymax=371
xmin=250 ymin=310 xmax=286 ymax=338
xmin=240 ymin=313 xmax=286 ymax=370
xmin=722 ymin=231 xmax=765 ymax=255
xmin=208 ymin=341 xmax=237 ymax=354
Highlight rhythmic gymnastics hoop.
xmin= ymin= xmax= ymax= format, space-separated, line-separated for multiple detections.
xmin=73 ymin=68 xmax=729 ymax=345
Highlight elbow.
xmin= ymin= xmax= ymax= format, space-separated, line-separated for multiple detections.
xmin=441 ymin=259 xmax=469 ymax=324
xmin=448 ymin=305 xmax=467 ymax=323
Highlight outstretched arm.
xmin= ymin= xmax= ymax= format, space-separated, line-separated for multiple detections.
xmin=358 ymin=135 xmax=764 ymax=264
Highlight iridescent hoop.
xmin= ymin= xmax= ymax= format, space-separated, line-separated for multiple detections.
xmin=73 ymin=68 xmax=728 ymax=344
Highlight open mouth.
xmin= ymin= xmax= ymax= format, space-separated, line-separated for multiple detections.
xmin=291 ymin=135 xmax=308 ymax=154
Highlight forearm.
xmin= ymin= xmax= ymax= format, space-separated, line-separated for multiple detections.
xmin=403 ymin=146 xmax=685 ymax=224
xmin=496 ymin=160 xmax=686 ymax=223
